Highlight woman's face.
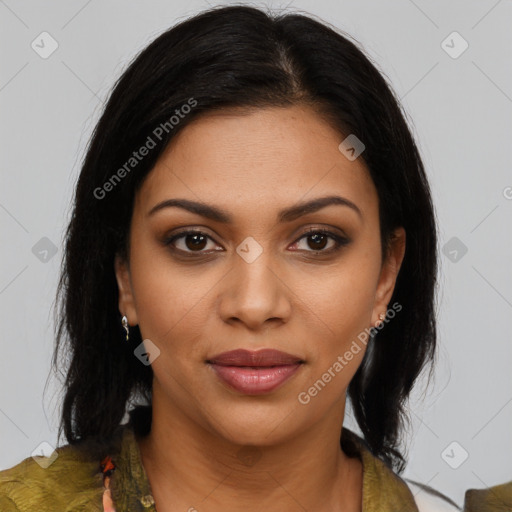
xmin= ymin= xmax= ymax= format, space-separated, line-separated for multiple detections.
xmin=115 ymin=105 xmax=405 ymax=446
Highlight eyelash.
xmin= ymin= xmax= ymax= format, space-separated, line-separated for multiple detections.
xmin=163 ymin=228 xmax=350 ymax=257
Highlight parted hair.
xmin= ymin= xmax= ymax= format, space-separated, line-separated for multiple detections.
xmin=50 ymin=4 xmax=438 ymax=473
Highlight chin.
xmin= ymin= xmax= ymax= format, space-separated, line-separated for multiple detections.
xmin=204 ymin=403 xmax=303 ymax=447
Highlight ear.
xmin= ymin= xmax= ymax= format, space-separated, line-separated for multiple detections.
xmin=371 ymin=227 xmax=406 ymax=326
xmin=114 ymin=253 xmax=138 ymax=326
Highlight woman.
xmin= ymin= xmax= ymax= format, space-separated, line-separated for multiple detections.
xmin=0 ymin=5 xmax=463 ymax=511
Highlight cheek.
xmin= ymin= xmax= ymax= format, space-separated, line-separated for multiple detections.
xmin=128 ymin=237 xmax=209 ymax=347
xmin=295 ymin=270 xmax=378 ymax=407
xmin=302 ymin=249 xmax=381 ymax=372
xmin=310 ymin=257 xmax=380 ymax=329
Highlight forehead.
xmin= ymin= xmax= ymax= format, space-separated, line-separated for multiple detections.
xmin=134 ymin=105 xmax=377 ymax=220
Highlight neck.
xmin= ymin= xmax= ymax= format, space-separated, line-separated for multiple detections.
xmin=136 ymin=387 xmax=363 ymax=512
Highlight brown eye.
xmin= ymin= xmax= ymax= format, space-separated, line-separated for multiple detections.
xmin=164 ymin=228 xmax=349 ymax=257
xmin=305 ymin=232 xmax=329 ymax=251
xmin=293 ymin=229 xmax=349 ymax=254
xmin=164 ymin=230 xmax=220 ymax=254
xmin=182 ymin=233 xmax=208 ymax=251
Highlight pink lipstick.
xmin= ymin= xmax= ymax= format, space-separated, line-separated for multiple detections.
xmin=207 ymin=349 xmax=304 ymax=395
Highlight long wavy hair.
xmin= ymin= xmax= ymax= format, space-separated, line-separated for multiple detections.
xmin=49 ymin=4 xmax=438 ymax=473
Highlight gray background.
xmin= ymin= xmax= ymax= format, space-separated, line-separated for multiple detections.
xmin=1 ymin=0 xmax=511 ymax=507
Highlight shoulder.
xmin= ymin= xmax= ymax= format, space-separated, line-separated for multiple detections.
xmin=341 ymin=428 xmax=461 ymax=511
xmin=0 ymin=437 xmax=114 ymax=512
xmin=462 ymin=480 xmax=512 ymax=511
xmin=406 ymin=480 xmax=461 ymax=511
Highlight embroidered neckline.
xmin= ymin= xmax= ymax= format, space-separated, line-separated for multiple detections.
xmin=100 ymin=451 xmax=156 ymax=511
xmin=97 ymin=423 xmax=418 ymax=511
xmin=100 ymin=455 xmax=117 ymax=512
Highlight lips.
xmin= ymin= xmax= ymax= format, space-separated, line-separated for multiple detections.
xmin=207 ymin=349 xmax=304 ymax=395
xmin=208 ymin=349 xmax=303 ymax=367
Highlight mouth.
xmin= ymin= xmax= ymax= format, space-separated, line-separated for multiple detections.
xmin=206 ymin=349 xmax=305 ymax=395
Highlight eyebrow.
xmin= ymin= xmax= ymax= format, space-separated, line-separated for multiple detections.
xmin=147 ymin=195 xmax=363 ymax=223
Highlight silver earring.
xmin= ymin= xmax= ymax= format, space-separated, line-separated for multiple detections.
xmin=376 ymin=312 xmax=386 ymax=327
xmin=121 ymin=315 xmax=129 ymax=341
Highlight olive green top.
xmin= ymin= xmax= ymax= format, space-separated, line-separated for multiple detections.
xmin=0 ymin=424 xmax=422 ymax=511
xmin=463 ymin=480 xmax=512 ymax=512
xmin=3 ymin=419 xmax=510 ymax=511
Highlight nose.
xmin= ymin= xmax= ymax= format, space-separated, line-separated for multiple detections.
xmin=217 ymin=250 xmax=292 ymax=331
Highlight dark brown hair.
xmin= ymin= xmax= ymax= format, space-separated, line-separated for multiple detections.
xmin=50 ymin=5 xmax=438 ymax=473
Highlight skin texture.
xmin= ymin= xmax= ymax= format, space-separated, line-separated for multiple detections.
xmin=115 ymin=105 xmax=406 ymax=511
